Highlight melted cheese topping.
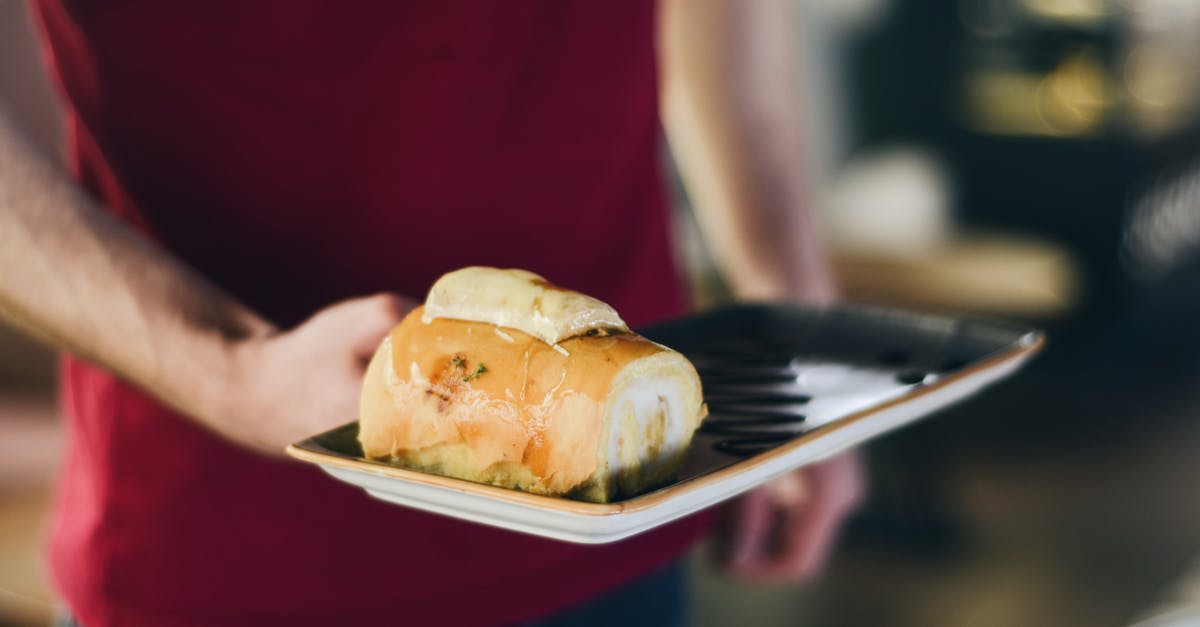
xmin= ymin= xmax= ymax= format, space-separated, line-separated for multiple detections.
xmin=421 ymin=267 xmax=628 ymax=345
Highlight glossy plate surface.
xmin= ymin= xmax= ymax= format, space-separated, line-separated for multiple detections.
xmin=287 ymin=304 xmax=1042 ymax=544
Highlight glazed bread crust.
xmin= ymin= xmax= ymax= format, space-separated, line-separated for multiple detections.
xmin=358 ymin=306 xmax=705 ymax=502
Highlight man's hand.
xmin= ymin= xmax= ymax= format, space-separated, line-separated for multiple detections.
xmin=221 ymin=293 xmax=416 ymax=455
xmin=714 ymin=451 xmax=864 ymax=582
xmin=0 ymin=102 xmax=420 ymax=457
xmin=662 ymin=0 xmax=860 ymax=581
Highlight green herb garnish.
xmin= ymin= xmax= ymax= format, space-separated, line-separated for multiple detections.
xmin=463 ymin=362 xmax=488 ymax=382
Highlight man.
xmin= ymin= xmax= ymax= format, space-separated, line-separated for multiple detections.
xmin=0 ymin=1 xmax=861 ymax=624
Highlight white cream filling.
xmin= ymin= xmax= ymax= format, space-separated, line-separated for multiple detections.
xmin=602 ymin=364 xmax=700 ymax=495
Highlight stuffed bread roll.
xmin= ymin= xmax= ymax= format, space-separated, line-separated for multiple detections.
xmin=358 ymin=267 xmax=705 ymax=503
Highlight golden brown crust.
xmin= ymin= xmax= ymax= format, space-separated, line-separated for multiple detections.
xmin=358 ymin=306 xmax=677 ymax=498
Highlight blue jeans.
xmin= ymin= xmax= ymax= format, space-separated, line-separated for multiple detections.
xmin=522 ymin=560 xmax=691 ymax=627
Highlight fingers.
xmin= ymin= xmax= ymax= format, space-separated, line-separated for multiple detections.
xmin=764 ymin=469 xmax=808 ymax=507
xmin=223 ymin=293 xmax=416 ymax=455
xmin=309 ymin=293 xmax=417 ymax=360
xmin=773 ymin=452 xmax=864 ymax=580
xmin=717 ymin=451 xmax=866 ymax=583
xmin=717 ymin=487 xmax=773 ymax=571
xmin=751 ymin=488 xmax=845 ymax=581
xmin=347 ymin=293 xmax=416 ymax=358
xmin=818 ymin=450 xmax=866 ymax=513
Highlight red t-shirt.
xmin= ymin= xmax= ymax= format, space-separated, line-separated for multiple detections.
xmin=30 ymin=2 xmax=709 ymax=625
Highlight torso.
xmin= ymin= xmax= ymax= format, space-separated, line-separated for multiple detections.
xmin=31 ymin=1 xmax=705 ymax=624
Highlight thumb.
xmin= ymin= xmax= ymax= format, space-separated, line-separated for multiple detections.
xmin=310 ymin=293 xmax=417 ymax=360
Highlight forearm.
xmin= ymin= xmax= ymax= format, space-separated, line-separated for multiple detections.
xmin=660 ymin=0 xmax=835 ymax=302
xmin=0 ymin=106 xmax=273 ymax=425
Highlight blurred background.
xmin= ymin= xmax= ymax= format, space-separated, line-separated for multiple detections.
xmin=4 ymin=0 xmax=1200 ymax=625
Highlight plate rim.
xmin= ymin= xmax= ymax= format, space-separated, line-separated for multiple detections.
xmin=286 ymin=328 xmax=1044 ymax=518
